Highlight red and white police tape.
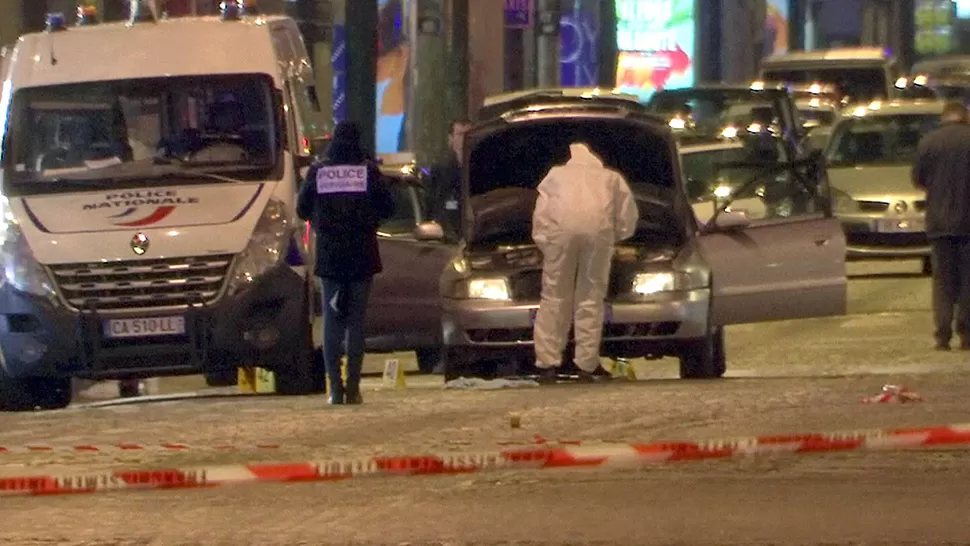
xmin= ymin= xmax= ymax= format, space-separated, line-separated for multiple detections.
xmin=0 ymin=442 xmax=282 ymax=455
xmin=3 ymin=423 xmax=970 ymax=497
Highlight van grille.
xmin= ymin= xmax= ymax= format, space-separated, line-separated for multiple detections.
xmin=49 ymin=255 xmax=235 ymax=311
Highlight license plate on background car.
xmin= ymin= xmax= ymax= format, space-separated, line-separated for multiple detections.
xmin=876 ymin=218 xmax=925 ymax=233
xmin=103 ymin=316 xmax=185 ymax=339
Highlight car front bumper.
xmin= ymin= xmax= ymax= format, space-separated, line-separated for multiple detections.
xmin=0 ymin=264 xmax=306 ymax=380
xmin=441 ymin=288 xmax=711 ymax=360
xmin=840 ymin=217 xmax=930 ymax=259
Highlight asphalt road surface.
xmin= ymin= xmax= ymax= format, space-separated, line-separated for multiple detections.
xmin=3 ymin=259 xmax=970 ymax=546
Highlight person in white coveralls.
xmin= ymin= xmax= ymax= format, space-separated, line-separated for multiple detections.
xmin=531 ymin=141 xmax=640 ymax=384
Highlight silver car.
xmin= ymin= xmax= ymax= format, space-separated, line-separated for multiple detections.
xmin=433 ymin=100 xmax=847 ymax=380
xmin=825 ymin=99 xmax=943 ymax=272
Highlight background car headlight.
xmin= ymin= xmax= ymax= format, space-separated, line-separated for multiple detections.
xmin=227 ymin=198 xmax=291 ymax=294
xmin=463 ymin=278 xmax=511 ymax=300
xmin=632 ymin=272 xmax=676 ymax=295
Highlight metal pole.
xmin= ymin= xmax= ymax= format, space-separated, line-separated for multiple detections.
xmin=449 ymin=0 xmax=470 ymax=120
xmin=344 ymin=0 xmax=378 ymax=155
xmin=534 ymin=0 xmax=561 ymax=88
xmin=412 ymin=0 xmax=448 ymax=163
xmin=596 ymin=0 xmax=617 ymax=88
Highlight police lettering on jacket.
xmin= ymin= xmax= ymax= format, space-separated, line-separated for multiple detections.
xmin=316 ymin=165 xmax=368 ymax=194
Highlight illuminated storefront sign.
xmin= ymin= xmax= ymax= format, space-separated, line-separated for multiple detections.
xmin=765 ymin=0 xmax=790 ymax=56
xmin=614 ymin=0 xmax=695 ymax=101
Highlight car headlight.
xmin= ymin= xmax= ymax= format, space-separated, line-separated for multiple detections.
xmin=830 ymin=188 xmax=858 ymax=213
xmin=459 ymin=278 xmax=511 ymax=300
xmin=632 ymin=272 xmax=677 ymax=295
xmin=227 ymin=198 xmax=292 ymax=294
xmin=0 ymin=199 xmax=57 ymax=302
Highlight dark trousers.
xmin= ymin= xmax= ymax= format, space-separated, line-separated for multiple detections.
xmin=320 ymin=278 xmax=372 ymax=396
xmin=930 ymin=236 xmax=970 ymax=344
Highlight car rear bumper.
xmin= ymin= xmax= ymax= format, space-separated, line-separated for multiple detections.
xmin=0 ymin=264 xmax=306 ymax=380
xmin=441 ymin=288 xmax=710 ymax=359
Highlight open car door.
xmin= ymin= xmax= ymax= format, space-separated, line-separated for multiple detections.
xmin=687 ymin=90 xmax=848 ymax=325
xmin=364 ymin=172 xmax=455 ymax=351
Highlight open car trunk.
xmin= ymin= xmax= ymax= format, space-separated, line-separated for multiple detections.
xmin=464 ymin=116 xmax=689 ymax=251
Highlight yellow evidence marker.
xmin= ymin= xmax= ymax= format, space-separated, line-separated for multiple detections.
xmin=610 ymin=359 xmax=637 ymax=381
xmin=238 ymin=366 xmax=276 ymax=393
xmin=382 ymin=358 xmax=406 ymax=389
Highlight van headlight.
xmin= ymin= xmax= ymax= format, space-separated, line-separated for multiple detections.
xmin=455 ymin=278 xmax=511 ymax=300
xmin=0 ymin=203 xmax=57 ymax=302
xmin=227 ymin=198 xmax=291 ymax=293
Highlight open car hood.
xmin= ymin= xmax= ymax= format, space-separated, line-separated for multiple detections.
xmin=462 ymin=107 xmax=689 ymax=247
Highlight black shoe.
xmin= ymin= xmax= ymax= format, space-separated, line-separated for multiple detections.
xmin=535 ymin=368 xmax=558 ymax=384
xmin=328 ymin=393 xmax=345 ymax=405
xmin=578 ymin=366 xmax=613 ymax=383
xmin=935 ymin=342 xmax=951 ymax=351
xmin=345 ymin=388 xmax=363 ymax=405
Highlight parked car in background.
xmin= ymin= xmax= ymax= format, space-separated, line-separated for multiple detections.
xmin=824 ymin=99 xmax=944 ymax=274
xmin=758 ymin=47 xmax=903 ymax=102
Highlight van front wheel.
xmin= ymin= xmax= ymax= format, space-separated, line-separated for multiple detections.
xmin=275 ymin=284 xmax=325 ymax=396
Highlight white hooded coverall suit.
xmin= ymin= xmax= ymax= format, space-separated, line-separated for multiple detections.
xmin=531 ymin=143 xmax=640 ymax=372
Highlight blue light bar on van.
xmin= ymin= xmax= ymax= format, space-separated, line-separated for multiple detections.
xmin=46 ymin=12 xmax=68 ymax=32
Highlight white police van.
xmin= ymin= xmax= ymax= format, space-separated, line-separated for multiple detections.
xmin=0 ymin=3 xmax=330 ymax=410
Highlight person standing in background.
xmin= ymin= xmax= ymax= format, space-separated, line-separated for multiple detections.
xmin=298 ymin=122 xmax=395 ymax=404
xmin=427 ymin=118 xmax=472 ymax=241
xmin=912 ymin=100 xmax=970 ymax=351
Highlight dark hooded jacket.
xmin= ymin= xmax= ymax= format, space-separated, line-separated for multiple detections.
xmin=912 ymin=120 xmax=970 ymax=238
xmin=297 ymin=126 xmax=395 ymax=281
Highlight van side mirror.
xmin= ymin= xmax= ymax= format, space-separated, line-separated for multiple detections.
xmin=413 ymin=221 xmax=444 ymax=241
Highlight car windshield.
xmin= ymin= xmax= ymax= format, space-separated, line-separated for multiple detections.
xmin=825 ymin=113 xmax=940 ymax=166
xmin=2 ymin=73 xmax=279 ymax=192
xmin=762 ymin=67 xmax=888 ymax=102
xmin=680 ymin=145 xmax=772 ymax=202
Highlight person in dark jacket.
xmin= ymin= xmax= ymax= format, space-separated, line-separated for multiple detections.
xmin=426 ymin=118 xmax=472 ymax=241
xmin=297 ymin=122 xmax=395 ymax=404
xmin=912 ymin=101 xmax=970 ymax=351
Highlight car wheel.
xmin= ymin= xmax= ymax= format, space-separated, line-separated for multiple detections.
xmin=678 ymin=326 xmax=726 ymax=379
xmin=275 ymin=281 xmax=326 ymax=396
xmin=921 ymin=256 xmax=932 ymax=276
xmin=118 ymin=379 xmax=142 ymax=398
xmin=415 ymin=348 xmax=441 ymax=374
xmin=0 ymin=370 xmax=72 ymax=412
xmin=204 ymin=369 xmax=238 ymax=387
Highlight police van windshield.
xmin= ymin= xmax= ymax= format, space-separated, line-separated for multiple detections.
xmin=2 ymin=73 xmax=279 ymax=191
xmin=762 ymin=67 xmax=888 ymax=102
xmin=825 ymin=114 xmax=940 ymax=167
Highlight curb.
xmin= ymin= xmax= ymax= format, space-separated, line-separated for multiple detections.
xmin=3 ymin=423 xmax=970 ymax=497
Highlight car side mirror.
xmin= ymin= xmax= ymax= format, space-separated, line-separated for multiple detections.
xmin=413 ymin=220 xmax=444 ymax=241
xmin=711 ymin=210 xmax=752 ymax=231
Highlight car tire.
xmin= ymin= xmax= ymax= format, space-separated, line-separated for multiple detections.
xmin=921 ymin=257 xmax=932 ymax=276
xmin=0 ymin=369 xmax=72 ymax=412
xmin=204 ymin=369 xmax=239 ymax=387
xmin=274 ymin=281 xmax=326 ymax=396
xmin=118 ymin=379 xmax=142 ymax=398
xmin=415 ymin=348 xmax=441 ymax=374
xmin=678 ymin=326 xmax=726 ymax=379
